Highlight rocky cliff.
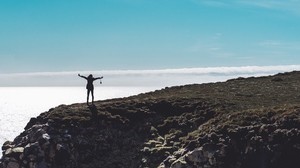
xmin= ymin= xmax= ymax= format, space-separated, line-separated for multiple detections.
xmin=1 ymin=71 xmax=300 ymax=168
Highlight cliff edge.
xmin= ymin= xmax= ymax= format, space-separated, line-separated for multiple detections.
xmin=1 ymin=71 xmax=300 ymax=168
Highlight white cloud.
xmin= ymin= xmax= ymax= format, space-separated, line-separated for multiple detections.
xmin=258 ymin=40 xmax=282 ymax=47
xmin=239 ymin=0 xmax=283 ymax=8
xmin=209 ymin=47 xmax=221 ymax=51
xmin=212 ymin=33 xmax=223 ymax=40
xmin=187 ymin=34 xmax=224 ymax=53
xmin=239 ymin=0 xmax=300 ymax=10
xmin=258 ymin=40 xmax=300 ymax=51
xmin=192 ymin=0 xmax=300 ymax=16
xmin=0 ymin=65 xmax=299 ymax=87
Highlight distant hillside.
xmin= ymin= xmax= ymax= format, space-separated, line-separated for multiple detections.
xmin=1 ymin=71 xmax=300 ymax=168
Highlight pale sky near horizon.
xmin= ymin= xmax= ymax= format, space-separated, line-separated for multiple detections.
xmin=1 ymin=0 xmax=300 ymax=74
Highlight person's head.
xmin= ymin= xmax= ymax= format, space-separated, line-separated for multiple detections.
xmin=88 ymin=74 xmax=93 ymax=79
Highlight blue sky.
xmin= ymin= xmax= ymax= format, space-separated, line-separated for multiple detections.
xmin=1 ymin=0 xmax=300 ymax=73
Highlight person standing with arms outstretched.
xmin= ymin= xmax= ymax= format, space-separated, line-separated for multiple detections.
xmin=78 ymin=74 xmax=103 ymax=105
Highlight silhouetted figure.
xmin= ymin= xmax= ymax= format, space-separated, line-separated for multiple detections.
xmin=78 ymin=74 xmax=103 ymax=105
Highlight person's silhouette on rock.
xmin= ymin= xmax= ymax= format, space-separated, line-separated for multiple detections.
xmin=78 ymin=74 xmax=103 ymax=105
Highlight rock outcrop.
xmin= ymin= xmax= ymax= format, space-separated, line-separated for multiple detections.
xmin=1 ymin=71 xmax=300 ymax=168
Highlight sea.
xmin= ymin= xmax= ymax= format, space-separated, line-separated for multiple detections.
xmin=0 ymin=86 xmax=160 ymax=157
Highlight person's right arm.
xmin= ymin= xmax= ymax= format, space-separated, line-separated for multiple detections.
xmin=78 ymin=74 xmax=87 ymax=79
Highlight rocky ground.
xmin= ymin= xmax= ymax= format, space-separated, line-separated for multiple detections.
xmin=1 ymin=71 xmax=300 ymax=168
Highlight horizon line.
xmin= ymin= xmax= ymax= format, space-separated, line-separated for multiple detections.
xmin=1 ymin=65 xmax=300 ymax=77
xmin=1 ymin=65 xmax=300 ymax=87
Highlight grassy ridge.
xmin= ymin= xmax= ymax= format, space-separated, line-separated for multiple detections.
xmin=1 ymin=71 xmax=300 ymax=168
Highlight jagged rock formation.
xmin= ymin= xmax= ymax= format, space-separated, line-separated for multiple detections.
xmin=1 ymin=71 xmax=300 ymax=168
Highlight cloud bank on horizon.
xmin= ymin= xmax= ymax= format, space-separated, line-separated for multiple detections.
xmin=1 ymin=65 xmax=299 ymax=87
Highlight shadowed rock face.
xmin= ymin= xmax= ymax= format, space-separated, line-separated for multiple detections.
xmin=1 ymin=71 xmax=300 ymax=168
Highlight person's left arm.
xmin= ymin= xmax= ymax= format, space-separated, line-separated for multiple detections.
xmin=93 ymin=76 xmax=103 ymax=81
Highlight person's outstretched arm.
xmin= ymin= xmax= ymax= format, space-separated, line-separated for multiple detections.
xmin=78 ymin=74 xmax=88 ymax=80
xmin=93 ymin=76 xmax=103 ymax=80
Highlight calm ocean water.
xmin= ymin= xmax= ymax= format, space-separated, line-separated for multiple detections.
xmin=0 ymin=86 xmax=160 ymax=156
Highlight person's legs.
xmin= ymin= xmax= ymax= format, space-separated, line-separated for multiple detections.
xmin=91 ymin=89 xmax=94 ymax=104
xmin=87 ymin=89 xmax=90 ymax=104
